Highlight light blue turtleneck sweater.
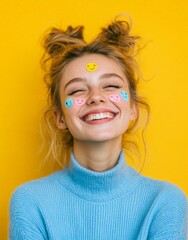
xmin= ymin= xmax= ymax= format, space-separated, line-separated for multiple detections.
xmin=9 ymin=151 xmax=187 ymax=239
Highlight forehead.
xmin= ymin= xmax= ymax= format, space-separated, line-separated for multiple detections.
xmin=61 ymin=54 xmax=125 ymax=82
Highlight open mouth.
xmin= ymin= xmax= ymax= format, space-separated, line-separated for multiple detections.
xmin=82 ymin=112 xmax=116 ymax=123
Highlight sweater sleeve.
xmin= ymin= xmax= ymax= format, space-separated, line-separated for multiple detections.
xmin=148 ymin=184 xmax=188 ymax=240
xmin=9 ymin=186 xmax=48 ymax=240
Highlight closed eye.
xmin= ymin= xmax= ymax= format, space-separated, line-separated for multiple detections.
xmin=69 ymin=89 xmax=85 ymax=95
xmin=104 ymin=85 xmax=121 ymax=89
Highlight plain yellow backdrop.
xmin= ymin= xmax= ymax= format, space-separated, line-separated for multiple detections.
xmin=1 ymin=0 xmax=188 ymax=238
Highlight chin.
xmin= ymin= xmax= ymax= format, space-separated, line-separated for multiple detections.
xmin=76 ymin=133 xmax=123 ymax=143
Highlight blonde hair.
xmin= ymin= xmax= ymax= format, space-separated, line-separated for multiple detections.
xmin=41 ymin=18 xmax=150 ymax=168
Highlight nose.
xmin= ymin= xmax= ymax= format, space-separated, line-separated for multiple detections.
xmin=86 ymin=89 xmax=107 ymax=105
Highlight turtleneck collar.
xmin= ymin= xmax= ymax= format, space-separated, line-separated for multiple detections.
xmin=59 ymin=150 xmax=142 ymax=202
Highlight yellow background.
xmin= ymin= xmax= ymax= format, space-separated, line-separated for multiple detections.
xmin=1 ymin=0 xmax=188 ymax=238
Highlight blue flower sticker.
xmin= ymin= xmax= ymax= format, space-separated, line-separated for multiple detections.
xmin=65 ymin=98 xmax=74 ymax=108
xmin=120 ymin=90 xmax=129 ymax=102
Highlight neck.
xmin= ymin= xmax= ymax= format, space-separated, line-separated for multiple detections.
xmin=73 ymin=138 xmax=122 ymax=172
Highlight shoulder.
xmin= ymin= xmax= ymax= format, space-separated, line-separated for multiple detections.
xmin=9 ymin=170 xmax=67 ymax=229
xmin=135 ymin=172 xmax=187 ymax=217
xmin=139 ymin=174 xmax=187 ymax=211
xmin=9 ymin=171 xmax=65 ymax=238
xmin=142 ymin=175 xmax=187 ymax=202
xmin=10 ymin=170 xmax=66 ymax=209
xmin=127 ymin=165 xmax=187 ymax=206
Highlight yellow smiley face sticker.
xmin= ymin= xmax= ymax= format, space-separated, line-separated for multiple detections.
xmin=86 ymin=62 xmax=98 ymax=72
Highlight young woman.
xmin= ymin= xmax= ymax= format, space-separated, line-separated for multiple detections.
xmin=9 ymin=19 xmax=187 ymax=239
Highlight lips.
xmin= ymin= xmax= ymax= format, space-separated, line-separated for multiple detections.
xmin=84 ymin=112 xmax=114 ymax=122
xmin=81 ymin=110 xmax=118 ymax=123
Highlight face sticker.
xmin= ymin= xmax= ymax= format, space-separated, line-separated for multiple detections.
xmin=86 ymin=62 xmax=98 ymax=72
xmin=120 ymin=90 xmax=129 ymax=102
xmin=65 ymin=98 xmax=74 ymax=108
xmin=109 ymin=94 xmax=120 ymax=102
xmin=76 ymin=98 xmax=86 ymax=105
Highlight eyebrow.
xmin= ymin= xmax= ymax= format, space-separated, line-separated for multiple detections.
xmin=64 ymin=73 xmax=125 ymax=90
xmin=99 ymin=73 xmax=124 ymax=81
xmin=64 ymin=78 xmax=87 ymax=90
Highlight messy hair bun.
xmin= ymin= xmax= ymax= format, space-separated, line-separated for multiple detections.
xmin=95 ymin=20 xmax=139 ymax=54
xmin=41 ymin=18 xmax=149 ymax=169
xmin=43 ymin=25 xmax=86 ymax=58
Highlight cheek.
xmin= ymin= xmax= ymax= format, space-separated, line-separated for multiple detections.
xmin=64 ymin=97 xmax=86 ymax=109
xmin=120 ymin=90 xmax=129 ymax=102
xmin=108 ymin=91 xmax=129 ymax=103
xmin=63 ymin=98 xmax=85 ymax=120
xmin=75 ymin=98 xmax=86 ymax=105
xmin=109 ymin=94 xmax=121 ymax=102
xmin=64 ymin=98 xmax=74 ymax=109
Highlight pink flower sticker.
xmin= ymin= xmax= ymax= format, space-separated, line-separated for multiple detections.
xmin=108 ymin=94 xmax=120 ymax=102
xmin=76 ymin=98 xmax=86 ymax=105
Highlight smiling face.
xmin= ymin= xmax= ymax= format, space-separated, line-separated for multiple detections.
xmin=56 ymin=54 xmax=137 ymax=145
xmin=85 ymin=62 xmax=98 ymax=72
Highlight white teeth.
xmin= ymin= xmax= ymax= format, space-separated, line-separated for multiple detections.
xmin=84 ymin=112 xmax=114 ymax=122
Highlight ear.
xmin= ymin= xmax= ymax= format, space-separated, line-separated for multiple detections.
xmin=53 ymin=110 xmax=67 ymax=130
xmin=130 ymin=103 xmax=137 ymax=121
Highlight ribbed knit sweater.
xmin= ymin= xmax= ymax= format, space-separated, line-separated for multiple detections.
xmin=9 ymin=151 xmax=187 ymax=239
